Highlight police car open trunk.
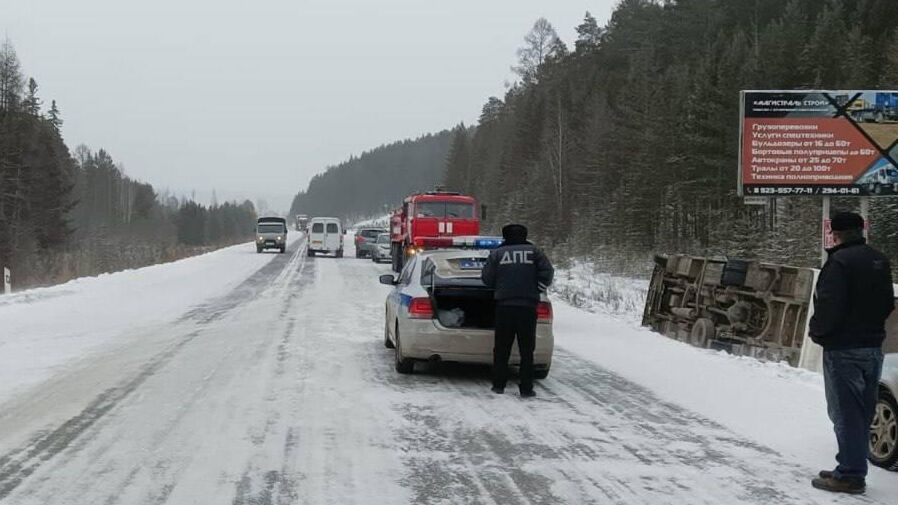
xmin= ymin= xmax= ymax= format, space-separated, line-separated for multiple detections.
xmin=421 ymin=253 xmax=496 ymax=330
xmin=432 ymin=287 xmax=496 ymax=329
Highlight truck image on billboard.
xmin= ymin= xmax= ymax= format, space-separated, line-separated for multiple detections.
xmin=739 ymin=90 xmax=898 ymax=196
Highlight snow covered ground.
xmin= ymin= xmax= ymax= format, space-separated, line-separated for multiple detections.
xmin=551 ymin=259 xmax=648 ymax=323
xmin=0 ymin=237 xmax=895 ymax=504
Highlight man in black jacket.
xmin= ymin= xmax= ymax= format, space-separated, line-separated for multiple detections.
xmin=481 ymin=224 xmax=554 ymax=397
xmin=809 ymin=212 xmax=894 ymax=495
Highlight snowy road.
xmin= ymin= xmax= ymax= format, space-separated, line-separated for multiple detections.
xmin=0 ymin=237 xmax=893 ymax=504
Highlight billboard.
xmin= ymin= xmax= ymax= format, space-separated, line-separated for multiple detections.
xmin=739 ymin=90 xmax=898 ymax=196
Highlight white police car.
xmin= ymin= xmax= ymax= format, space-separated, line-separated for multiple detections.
xmin=379 ymin=237 xmax=554 ymax=376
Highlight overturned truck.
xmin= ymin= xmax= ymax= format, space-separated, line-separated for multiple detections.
xmin=642 ymin=255 xmax=816 ymax=366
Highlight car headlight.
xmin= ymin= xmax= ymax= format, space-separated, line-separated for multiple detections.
xmin=257 ymin=237 xmax=264 ymax=241
xmin=277 ymin=236 xmax=282 ymax=241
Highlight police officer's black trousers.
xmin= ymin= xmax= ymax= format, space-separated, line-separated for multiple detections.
xmin=493 ymin=305 xmax=537 ymax=393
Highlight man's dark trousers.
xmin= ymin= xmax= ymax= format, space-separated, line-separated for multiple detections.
xmin=823 ymin=347 xmax=884 ymax=479
xmin=493 ymin=306 xmax=537 ymax=393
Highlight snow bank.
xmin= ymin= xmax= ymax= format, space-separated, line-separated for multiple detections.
xmin=0 ymin=235 xmax=302 ymax=406
xmin=353 ymin=213 xmax=391 ymax=229
xmin=551 ymin=259 xmax=648 ymax=323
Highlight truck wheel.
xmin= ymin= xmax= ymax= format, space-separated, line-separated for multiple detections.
xmin=308 ymin=249 xmax=315 ymax=257
xmin=391 ymin=244 xmax=401 ymax=272
xmin=394 ymin=326 xmax=414 ymax=374
xmin=869 ymin=388 xmax=898 ymax=471
xmin=690 ymin=318 xmax=715 ymax=348
xmin=534 ymin=366 xmax=550 ymax=380
xmin=875 ymin=184 xmax=884 ymax=195
xmin=384 ymin=316 xmax=395 ymax=349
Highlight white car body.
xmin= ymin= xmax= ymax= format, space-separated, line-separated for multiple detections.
xmin=871 ymin=353 xmax=898 ymax=470
xmin=381 ymin=249 xmax=553 ymax=375
xmin=307 ymin=217 xmax=344 ymax=257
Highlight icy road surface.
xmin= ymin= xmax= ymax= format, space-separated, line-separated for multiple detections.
xmin=0 ymin=236 xmax=894 ymax=504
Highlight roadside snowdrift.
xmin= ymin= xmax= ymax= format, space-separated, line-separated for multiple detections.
xmin=0 ymin=234 xmax=302 ymax=406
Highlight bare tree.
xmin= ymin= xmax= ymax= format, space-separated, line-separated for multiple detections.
xmin=513 ymin=18 xmax=562 ymax=83
xmin=0 ymin=39 xmax=23 ymax=113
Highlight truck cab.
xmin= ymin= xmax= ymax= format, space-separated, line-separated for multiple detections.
xmin=390 ymin=191 xmax=482 ymax=272
xmin=295 ymin=214 xmax=309 ymax=231
xmin=859 ymin=162 xmax=898 ymax=194
xmin=256 ymin=217 xmax=288 ymax=254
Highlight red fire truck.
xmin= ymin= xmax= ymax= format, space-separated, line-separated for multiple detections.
xmin=390 ymin=191 xmax=483 ymax=272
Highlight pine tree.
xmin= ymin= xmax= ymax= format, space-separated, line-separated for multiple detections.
xmin=22 ymin=77 xmax=41 ymax=116
xmin=47 ymin=100 xmax=62 ymax=131
xmin=574 ymin=12 xmax=603 ymax=53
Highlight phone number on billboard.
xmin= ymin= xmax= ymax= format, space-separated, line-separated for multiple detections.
xmin=745 ymin=187 xmax=862 ymax=195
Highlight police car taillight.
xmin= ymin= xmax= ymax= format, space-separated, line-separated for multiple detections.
xmin=408 ymin=297 xmax=434 ymax=319
xmin=537 ymin=302 xmax=553 ymax=323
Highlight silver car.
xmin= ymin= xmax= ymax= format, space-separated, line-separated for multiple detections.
xmin=870 ymin=353 xmax=898 ymax=471
xmin=371 ymin=233 xmax=391 ymax=263
xmin=379 ymin=248 xmax=554 ymax=376
xmin=355 ymin=227 xmax=387 ymax=258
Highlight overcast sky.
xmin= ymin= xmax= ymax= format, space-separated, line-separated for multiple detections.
xmin=5 ymin=0 xmax=616 ymax=212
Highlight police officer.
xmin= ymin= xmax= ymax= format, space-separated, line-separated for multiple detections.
xmin=481 ymin=224 xmax=554 ymax=397
xmin=809 ymin=212 xmax=893 ymax=495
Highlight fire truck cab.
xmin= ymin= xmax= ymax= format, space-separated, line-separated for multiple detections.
xmin=390 ymin=191 xmax=482 ymax=272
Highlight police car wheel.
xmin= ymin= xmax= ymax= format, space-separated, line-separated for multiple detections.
xmin=534 ymin=367 xmax=550 ymax=380
xmin=394 ymin=325 xmax=414 ymax=374
xmin=384 ymin=316 xmax=395 ymax=349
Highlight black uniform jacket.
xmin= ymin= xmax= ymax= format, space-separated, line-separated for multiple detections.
xmin=809 ymin=238 xmax=894 ymax=350
xmin=481 ymin=241 xmax=554 ymax=308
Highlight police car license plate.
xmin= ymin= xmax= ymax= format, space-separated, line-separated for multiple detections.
xmin=459 ymin=258 xmax=485 ymax=270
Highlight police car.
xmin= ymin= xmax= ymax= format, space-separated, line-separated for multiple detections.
xmin=379 ymin=236 xmax=554 ymax=376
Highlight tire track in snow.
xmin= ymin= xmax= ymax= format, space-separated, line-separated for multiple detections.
xmin=378 ymin=346 xmax=876 ymax=505
xmin=231 ymin=250 xmax=315 ymax=505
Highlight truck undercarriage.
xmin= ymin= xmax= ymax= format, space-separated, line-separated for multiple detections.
xmin=642 ymin=255 xmax=816 ymax=365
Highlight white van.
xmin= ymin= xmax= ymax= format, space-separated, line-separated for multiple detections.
xmin=307 ymin=217 xmax=344 ymax=257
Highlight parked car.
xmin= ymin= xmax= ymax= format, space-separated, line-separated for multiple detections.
xmin=355 ymin=227 xmax=387 ymax=258
xmin=870 ymin=352 xmax=898 ymax=471
xmin=372 ymin=232 xmax=391 ymax=263
xmin=379 ymin=247 xmax=553 ymax=376
xmin=307 ymin=217 xmax=343 ymax=257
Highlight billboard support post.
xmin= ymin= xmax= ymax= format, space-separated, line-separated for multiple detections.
xmin=821 ymin=196 xmax=831 ymax=267
xmin=3 ymin=267 xmax=10 ymax=295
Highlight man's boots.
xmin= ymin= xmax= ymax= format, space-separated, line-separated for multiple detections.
xmin=812 ymin=473 xmax=865 ymax=494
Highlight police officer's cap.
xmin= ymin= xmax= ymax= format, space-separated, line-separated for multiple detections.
xmin=502 ymin=224 xmax=528 ymax=242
